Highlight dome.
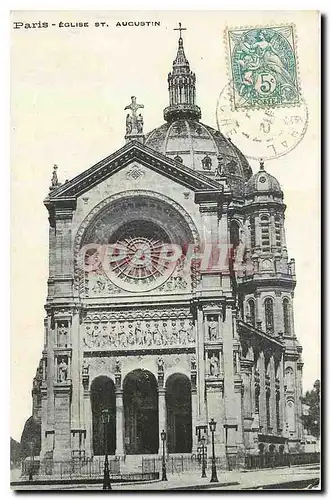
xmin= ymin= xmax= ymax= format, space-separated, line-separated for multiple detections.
xmin=145 ymin=119 xmax=253 ymax=198
xmin=140 ymin=31 xmax=252 ymax=199
xmin=245 ymin=163 xmax=283 ymax=199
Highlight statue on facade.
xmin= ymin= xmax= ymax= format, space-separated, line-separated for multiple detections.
xmin=115 ymin=359 xmax=121 ymax=374
xmin=50 ymin=164 xmax=60 ymax=190
xmin=153 ymin=322 xmax=162 ymax=346
xmin=58 ymin=322 xmax=68 ymax=347
xmin=124 ymin=96 xmax=144 ymax=136
xmin=157 ymin=357 xmax=164 ymax=373
xmin=208 ymin=317 xmax=219 ymax=341
xmin=58 ymin=357 xmax=68 ymax=382
xmin=137 ymin=113 xmax=144 ymax=133
xmin=119 ymin=324 xmax=128 ymax=347
xmin=127 ymin=323 xmax=135 ymax=345
xmin=190 ymin=355 xmax=197 ymax=372
xmin=178 ymin=319 xmax=187 ymax=345
xmin=82 ymin=359 xmax=89 ymax=375
xmin=135 ymin=321 xmax=144 ymax=346
xmin=161 ymin=321 xmax=169 ymax=346
xmin=171 ymin=320 xmax=178 ymax=345
xmin=126 ymin=113 xmax=133 ymax=134
xmin=209 ymin=353 xmax=220 ymax=377
xmin=187 ymin=320 xmax=195 ymax=343
xmin=144 ymin=323 xmax=153 ymax=346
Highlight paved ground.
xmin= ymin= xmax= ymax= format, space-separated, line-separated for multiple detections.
xmin=11 ymin=464 xmax=320 ymax=491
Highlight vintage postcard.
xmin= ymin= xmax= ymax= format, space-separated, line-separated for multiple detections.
xmin=10 ymin=10 xmax=320 ymax=491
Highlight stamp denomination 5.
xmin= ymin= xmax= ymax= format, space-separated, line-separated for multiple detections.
xmin=226 ymin=25 xmax=301 ymax=110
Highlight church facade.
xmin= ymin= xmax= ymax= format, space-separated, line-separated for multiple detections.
xmin=29 ymin=30 xmax=304 ymax=466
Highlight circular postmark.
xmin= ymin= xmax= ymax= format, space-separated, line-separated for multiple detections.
xmin=216 ymin=83 xmax=308 ymax=161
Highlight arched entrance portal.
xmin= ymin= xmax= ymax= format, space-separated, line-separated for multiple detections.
xmin=166 ymin=373 xmax=192 ymax=453
xmin=91 ymin=376 xmax=116 ymax=455
xmin=124 ymin=370 xmax=158 ymax=454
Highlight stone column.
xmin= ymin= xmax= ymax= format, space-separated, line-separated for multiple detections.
xmin=71 ymin=310 xmax=81 ymax=430
xmin=255 ymin=292 xmax=262 ymax=328
xmin=191 ymin=386 xmax=198 ymax=453
xmin=269 ymin=356 xmax=277 ymax=432
xmin=279 ymin=354 xmax=286 ymax=433
xmin=223 ymin=303 xmax=238 ymax=456
xmin=46 ymin=314 xmax=55 ymax=429
xmin=296 ymin=361 xmax=304 ymax=440
xmin=196 ymin=306 xmax=206 ymax=420
xmin=115 ymin=389 xmax=124 ymax=455
xmin=258 ymin=351 xmax=267 ymax=432
xmin=83 ymin=389 xmax=93 ymax=457
xmin=158 ymin=388 xmax=167 ymax=454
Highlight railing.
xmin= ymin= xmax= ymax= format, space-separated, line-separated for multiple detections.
xmin=21 ymin=457 xmax=121 ymax=479
xmin=143 ymin=452 xmax=320 ymax=474
xmin=142 ymin=455 xmax=201 ymax=474
xmin=245 ymin=452 xmax=320 ymax=470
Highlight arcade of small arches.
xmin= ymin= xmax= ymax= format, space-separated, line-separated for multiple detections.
xmin=90 ymin=369 xmax=193 ymax=456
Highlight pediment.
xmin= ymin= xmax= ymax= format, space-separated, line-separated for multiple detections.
xmin=45 ymin=140 xmax=222 ymax=204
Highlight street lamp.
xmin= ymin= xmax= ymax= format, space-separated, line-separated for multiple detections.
xmin=200 ymin=435 xmax=207 ymax=478
xmin=102 ymin=409 xmax=111 ymax=490
xmin=160 ymin=430 xmax=167 ymax=481
xmin=209 ymin=418 xmax=218 ymax=483
xmin=28 ymin=441 xmax=34 ymax=481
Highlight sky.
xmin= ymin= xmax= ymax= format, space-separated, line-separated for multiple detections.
xmin=10 ymin=10 xmax=320 ymax=442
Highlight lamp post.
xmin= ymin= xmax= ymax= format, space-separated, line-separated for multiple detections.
xmin=200 ymin=435 xmax=207 ymax=478
xmin=209 ymin=418 xmax=218 ymax=483
xmin=161 ymin=430 xmax=167 ymax=481
xmin=28 ymin=441 xmax=34 ymax=481
xmin=102 ymin=409 xmax=111 ymax=490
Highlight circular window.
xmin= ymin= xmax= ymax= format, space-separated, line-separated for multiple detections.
xmin=104 ymin=220 xmax=178 ymax=292
xmin=259 ymin=176 xmax=266 ymax=183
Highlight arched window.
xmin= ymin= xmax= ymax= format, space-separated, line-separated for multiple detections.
xmin=264 ymin=298 xmax=274 ymax=333
xmin=247 ymin=299 xmax=256 ymax=327
xmin=260 ymin=214 xmax=270 ymax=252
xmin=283 ymin=298 xmax=291 ymax=335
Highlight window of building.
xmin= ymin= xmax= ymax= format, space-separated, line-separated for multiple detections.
xmin=247 ymin=299 xmax=256 ymax=327
xmin=274 ymin=215 xmax=282 ymax=247
xmin=260 ymin=214 xmax=270 ymax=252
xmin=283 ymin=298 xmax=291 ymax=335
xmin=264 ymin=298 xmax=274 ymax=333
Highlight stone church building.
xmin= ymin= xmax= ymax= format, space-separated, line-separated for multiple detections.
xmin=27 ymin=29 xmax=304 ymax=466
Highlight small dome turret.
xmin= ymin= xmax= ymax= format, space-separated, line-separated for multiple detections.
xmin=245 ymin=161 xmax=283 ymax=199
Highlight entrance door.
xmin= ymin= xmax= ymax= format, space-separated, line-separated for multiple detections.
xmin=166 ymin=373 xmax=192 ymax=453
xmin=90 ymin=376 xmax=116 ymax=455
xmin=124 ymin=369 xmax=158 ymax=454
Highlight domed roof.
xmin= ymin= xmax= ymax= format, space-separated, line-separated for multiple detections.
xmin=142 ymin=29 xmax=252 ymax=199
xmin=145 ymin=119 xmax=253 ymax=198
xmin=245 ymin=162 xmax=283 ymax=199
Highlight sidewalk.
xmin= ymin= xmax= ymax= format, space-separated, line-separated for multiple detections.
xmin=11 ymin=464 xmax=320 ymax=491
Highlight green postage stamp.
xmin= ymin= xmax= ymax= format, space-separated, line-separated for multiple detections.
xmin=226 ymin=25 xmax=301 ymax=110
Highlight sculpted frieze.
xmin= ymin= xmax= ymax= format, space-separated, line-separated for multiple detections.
xmin=83 ymin=317 xmax=196 ymax=350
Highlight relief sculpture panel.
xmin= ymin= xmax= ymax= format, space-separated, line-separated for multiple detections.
xmin=83 ymin=316 xmax=196 ymax=350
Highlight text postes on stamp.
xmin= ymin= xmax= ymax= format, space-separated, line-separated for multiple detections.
xmin=226 ymin=25 xmax=301 ymax=110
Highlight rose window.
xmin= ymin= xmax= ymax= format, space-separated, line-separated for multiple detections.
xmin=109 ymin=236 xmax=172 ymax=282
xmin=103 ymin=220 xmax=177 ymax=292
